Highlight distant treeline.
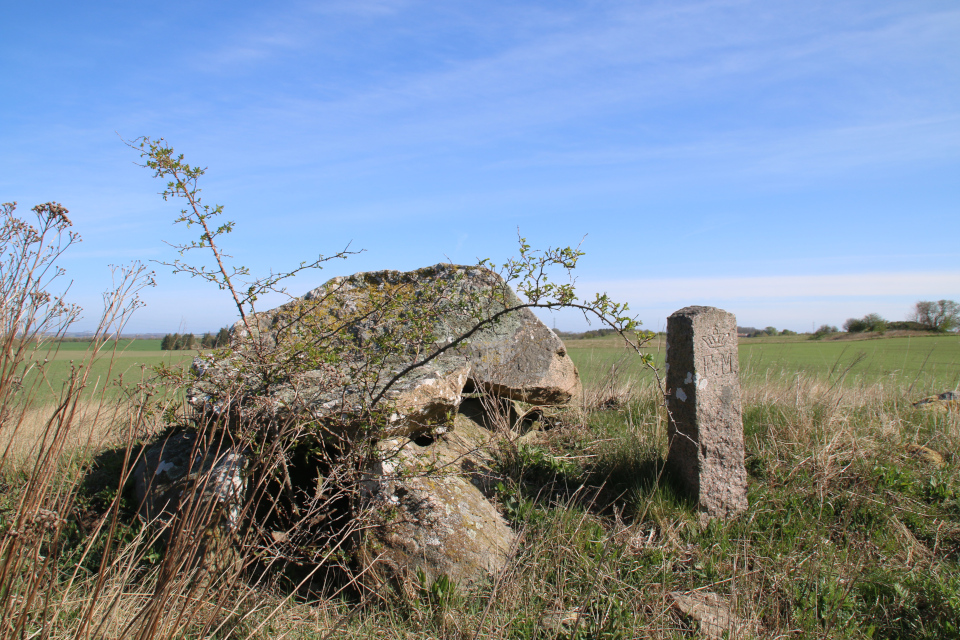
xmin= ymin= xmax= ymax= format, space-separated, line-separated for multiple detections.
xmin=737 ymin=326 xmax=798 ymax=338
xmin=160 ymin=328 xmax=231 ymax=350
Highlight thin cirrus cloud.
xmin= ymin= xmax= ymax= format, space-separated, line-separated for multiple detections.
xmin=585 ymin=272 xmax=960 ymax=305
xmin=180 ymin=3 xmax=960 ymax=191
xmin=1 ymin=0 xmax=957 ymax=334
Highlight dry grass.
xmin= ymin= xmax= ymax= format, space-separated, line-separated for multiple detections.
xmin=1 ymin=331 xmax=957 ymax=639
xmin=0 ymin=399 xmax=166 ymax=474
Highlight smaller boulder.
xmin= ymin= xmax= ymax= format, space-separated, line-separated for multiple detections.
xmin=905 ymin=443 xmax=946 ymax=468
xmin=668 ymin=591 xmax=758 ymax=640
xmin=133 ymin=430 xmax=246 ymax=531
xmin=358 ymin=430 xmax=515 ymax=591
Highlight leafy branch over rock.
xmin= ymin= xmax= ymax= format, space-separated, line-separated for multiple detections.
xmin=131 ymin=136 xmax=658 ymax=591
xmin=131 ymin=136 xmax=655 ymax=426
xmin=127 ymin=136 xmax=358 ymax=340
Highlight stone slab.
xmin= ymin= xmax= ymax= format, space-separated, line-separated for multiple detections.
xmin=665 ymin=306 xmax=747 ymax=519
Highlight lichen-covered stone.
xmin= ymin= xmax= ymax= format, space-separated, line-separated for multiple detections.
xmin=215 ymin=264 xmax=581 ymax=424
xmin=189 ymin=355 xmax=470 ymax=439
xmin=359 ymin=450 xmax=515 ymax=589
xmin=668 ymin=591 xmax=758 ymax=639
xmin=356 ymin=410 xmax=514 ymax=590
xmin=360 ymin=473 xmax=514 ymax=590
xmin=269 ymin=355 xmax=471 ymax=438
xmin=133 ymin=430 xmax=245 ymax=529
xmin=175 ymin=263 xmax=584 ymax=591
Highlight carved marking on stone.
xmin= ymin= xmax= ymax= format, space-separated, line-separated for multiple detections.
xmin=665 ymin=306 xmax=747 ymax=520
xmin=701 ymin=326 xmax=729 ymax=349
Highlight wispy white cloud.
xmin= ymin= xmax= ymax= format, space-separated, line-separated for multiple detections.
xmin=193 ymin=0 xmax=413 ymax=73
xmin=196 ymin=27 xmax=305 ymax=71
xmin=201 ymin=1 xmax=960 ymax=189
xmin=538 ymin=270 xmax=960 ymax=331
xmin=584 ymin=271 xmax=960 ymax=304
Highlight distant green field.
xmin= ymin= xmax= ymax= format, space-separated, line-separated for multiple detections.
xmin=19 ymin=339 xmax=195 ymax=405
xmin=20 ymin=333 xmax=960 ymax=407
xmin=51 ymin=338 xmax=166 ymax=352
xmin=738 ymin=334 xmax=960 ymax=391
xmin=565 ymin=333 xmax=960 ymax=394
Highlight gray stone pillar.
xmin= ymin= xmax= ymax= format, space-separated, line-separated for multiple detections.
xmin=665 ymin=306 xmax=747 ymax=519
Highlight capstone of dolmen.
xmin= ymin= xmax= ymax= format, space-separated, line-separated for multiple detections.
xmin=204 ymin=264 xmax=581 ymax=432
xmin=285 ymin=264 xmax=581 ymax=405
xmin=665 ymin=306 xmax=747 ymax=519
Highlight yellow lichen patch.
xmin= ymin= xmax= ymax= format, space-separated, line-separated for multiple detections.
xmin=905 ymin=443 xmax=946 ymax=467
xmin=913 ymin=397 xmax=960 ymax=412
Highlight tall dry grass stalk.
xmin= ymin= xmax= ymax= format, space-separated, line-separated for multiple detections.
xmin=0 ymin=400 xmax=165 ymax=475
xmin=0 ymin=202 xmax=239 ymax=640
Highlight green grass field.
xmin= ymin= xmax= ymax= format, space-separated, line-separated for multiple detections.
xmin=21 ymin=332 xmax=960 ymax=407
xmin=566 ymin=332 xmax=960 ymax=395
xmin=19 ymin=339 xmax=195 ymax=405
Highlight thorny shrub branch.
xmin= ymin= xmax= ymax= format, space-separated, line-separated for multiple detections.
xmin=126 ymin=136 xmax=358 ymax=341
xmin=131 ymin=137 xmax=658 ymax=423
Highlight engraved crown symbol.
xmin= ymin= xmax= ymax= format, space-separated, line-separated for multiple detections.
xmin=702 ymin=327 xmax=728 ymax=348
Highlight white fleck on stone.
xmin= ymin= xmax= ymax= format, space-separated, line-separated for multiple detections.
xmin=155 ymin=460 xmax=175 ymax=476
xmin=676 ymin=388 xmax=687 ymax=402
xmin=684 ymin=372 xmax=693 ymax=384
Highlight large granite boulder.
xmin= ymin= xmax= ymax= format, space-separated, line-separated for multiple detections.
xmin=190 ymin=263 xmax=580 ymax=435
xmin=358 ymin=426 xmax=515 ymax=591
xmin=133 ymin=430 xmax=246 ymax=531
xmin=171 ymin=263 xmax=583 ymax=591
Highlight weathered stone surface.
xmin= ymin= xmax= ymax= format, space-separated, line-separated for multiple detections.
xmin=133 ymin=430 xmax=246 ymax=529
xmin=668 ymin=591 xmax=758 ymax=639
xmin=237 ymin=264 xmax=580 ymax=410
xmin=665 ymin=306 xmax=748 ymax=519
xmin=271 ymin=355 xmax=471 ymax=438
xmin=542 ymin=610 xmax=583 ymax=632
xmin=189 ymin=355 xmax=471 ymax=440
xmin=913 ymin=391 xmax=959 ymax=413
xmin=359 ymin=432 xmax=515 ymax=589
xmin=177 ymin=264 xmax=583 ymax=591
xmin=462 ymin=311 xmax=580 ymax=405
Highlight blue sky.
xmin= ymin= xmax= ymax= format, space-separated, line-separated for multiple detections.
xmin=2 ymin=0 xmax=958 ymax=334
